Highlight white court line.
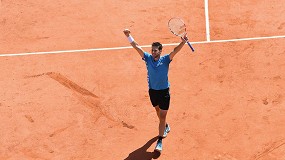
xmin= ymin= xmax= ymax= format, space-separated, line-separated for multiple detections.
xmin=204 ymin=0 xmax=211 ymax=41
xmin=0 ymin=35 xmax=284 ymax=57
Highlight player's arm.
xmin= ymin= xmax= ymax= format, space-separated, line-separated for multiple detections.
xmin=123 ymin=29 xmax=144 ymax=59
xmin=169 ymin=34 xmax=188 ymax=60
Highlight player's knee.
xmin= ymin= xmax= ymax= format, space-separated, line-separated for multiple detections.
xmin=159 ymin=113 xmax=167 ymax=120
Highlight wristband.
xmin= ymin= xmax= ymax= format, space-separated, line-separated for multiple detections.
xmin=127 ymin=35 xmax=134 ymax=43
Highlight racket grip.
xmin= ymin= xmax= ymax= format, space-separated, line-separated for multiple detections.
xmin=186 ymin=41 xmax=195 ymax=52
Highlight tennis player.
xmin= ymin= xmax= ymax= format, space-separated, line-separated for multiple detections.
xmin=123 ymin=29 xmax=188 ymax=152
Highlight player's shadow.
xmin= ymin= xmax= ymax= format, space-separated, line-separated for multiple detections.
xmin=124 ymin=136 xmax=161 ymax=160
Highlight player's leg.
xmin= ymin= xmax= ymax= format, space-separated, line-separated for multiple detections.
xmin=160 ymin=88 xmax=171 ymax=138
xmin=155 ymin=106 xmax=169 ymax=137
xmin=155 ymin=109 xmax=168 ymax=152
xmin=154 ymin=105 xmax=160 ymax=119
xmin=158 ymin=109 xmax=168 ymax=137
xmin=155 ymin=88 xmax=171 ymax=152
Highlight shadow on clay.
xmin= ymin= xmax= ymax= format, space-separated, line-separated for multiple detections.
xmin=124 ymin=136 xmax=161 ymax=160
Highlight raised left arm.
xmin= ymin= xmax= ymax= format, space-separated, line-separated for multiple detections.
xmin=169 ymin=34 xmax=188 ymax=60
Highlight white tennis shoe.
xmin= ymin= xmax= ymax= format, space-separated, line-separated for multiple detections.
xmin=163 ymin=124 xmax=170 ymax=138
xmin=154 ymin=139 xmax=163 ymax=152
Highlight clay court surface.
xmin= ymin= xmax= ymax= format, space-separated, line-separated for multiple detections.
xmin=1 ymin=0 xmax=285 ymax=159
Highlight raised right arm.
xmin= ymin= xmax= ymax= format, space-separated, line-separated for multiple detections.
xmin=123 ymin=29 xmax=144 ymax=59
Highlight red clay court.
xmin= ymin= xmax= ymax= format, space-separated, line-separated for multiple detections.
xmin=0 ymin=0 xmax=285 ymax=159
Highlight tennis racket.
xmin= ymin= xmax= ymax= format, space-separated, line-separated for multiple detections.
xmin=168 ymin=17 xmax=195 ymax=52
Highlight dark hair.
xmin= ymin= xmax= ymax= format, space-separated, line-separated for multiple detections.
xmin=152 ymin=42 xmax=163 ymax=50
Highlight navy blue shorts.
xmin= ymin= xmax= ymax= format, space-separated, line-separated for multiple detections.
xmin=148 ymin=88 xmax=170 ymax=110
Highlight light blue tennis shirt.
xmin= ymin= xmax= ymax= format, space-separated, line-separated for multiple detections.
xmin=143 ymin=52 xmax=172 ymax=90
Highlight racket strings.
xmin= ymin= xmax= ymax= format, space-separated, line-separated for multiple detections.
xmin=168 ymin=19 xmax=186 ymax=36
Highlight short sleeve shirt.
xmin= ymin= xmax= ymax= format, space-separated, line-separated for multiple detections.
xmin=143 ymin=52 xmax=171 ymax=90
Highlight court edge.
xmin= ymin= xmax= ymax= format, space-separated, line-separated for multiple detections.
xmin=0 ymin=35 xmax=284 ymax=57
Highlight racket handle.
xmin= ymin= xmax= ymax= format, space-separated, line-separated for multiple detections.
xmin=186 ymin=41 xmax=195 ymax=52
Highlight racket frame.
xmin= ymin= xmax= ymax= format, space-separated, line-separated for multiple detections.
xmin=168 ymin=17 xmax=195 ymax=52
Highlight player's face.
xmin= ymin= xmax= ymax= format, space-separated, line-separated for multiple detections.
xmin=151 ymin=46 xmax=161 ymax=59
